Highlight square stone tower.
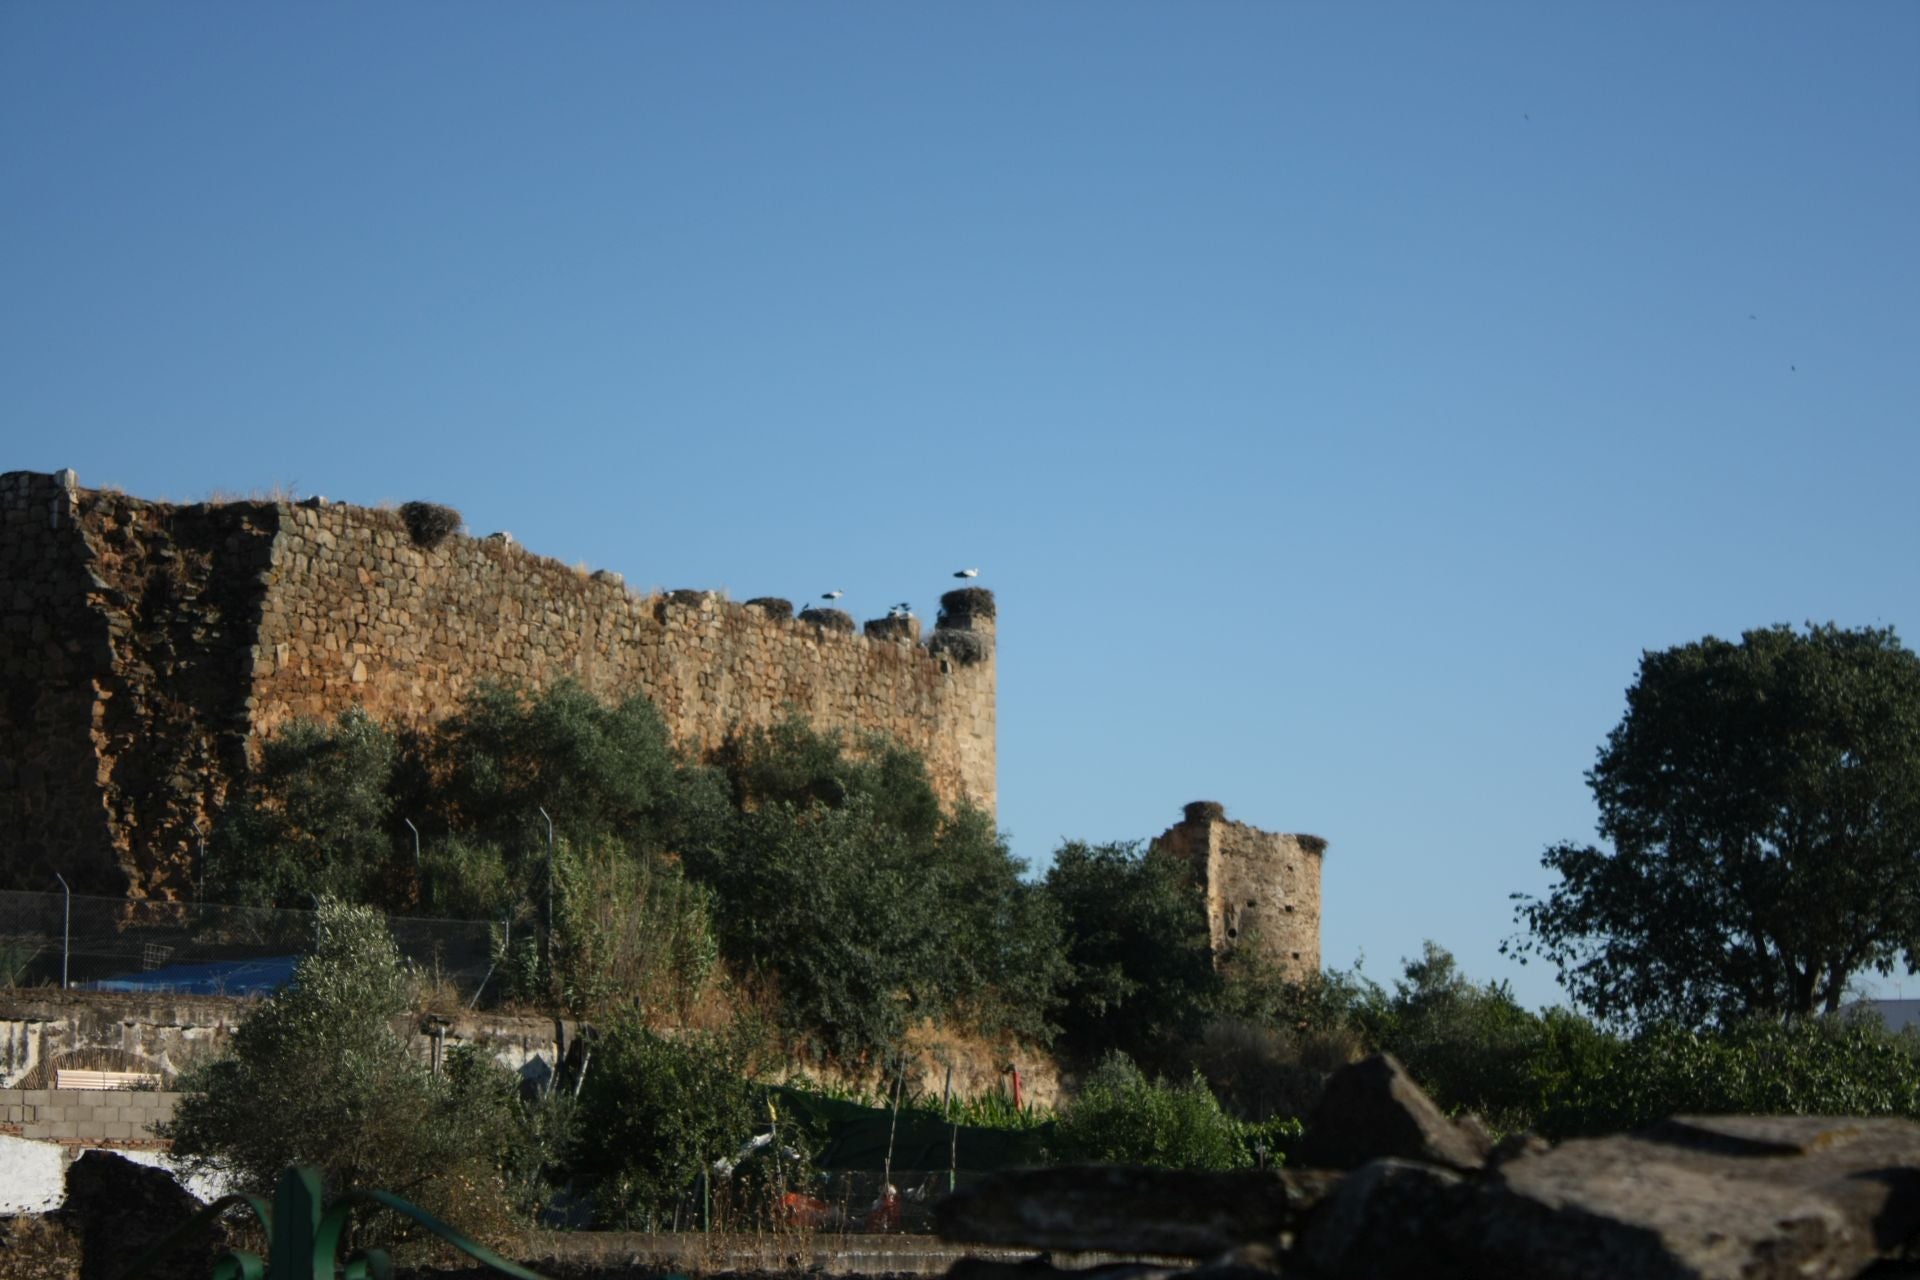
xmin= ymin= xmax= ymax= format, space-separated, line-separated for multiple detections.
xmin=1152 ymin=800 xmax=1325 ymax=983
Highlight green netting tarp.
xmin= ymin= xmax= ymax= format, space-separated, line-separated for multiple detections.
xmin=770 ymin=1087 xmax=1052 ymax=1173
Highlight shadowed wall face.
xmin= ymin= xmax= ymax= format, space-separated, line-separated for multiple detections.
xmin=0 ymin=472 xmax=995 ymax=896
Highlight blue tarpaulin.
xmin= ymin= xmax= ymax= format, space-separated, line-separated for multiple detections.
xmin=86 ymin=955 xmax=298 ymax=996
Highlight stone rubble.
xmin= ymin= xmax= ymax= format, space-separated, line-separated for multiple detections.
xmin=937 ymin=1053 xmax=1920 ymax=1280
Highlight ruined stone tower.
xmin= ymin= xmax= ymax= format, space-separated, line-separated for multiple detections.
xmin=0 ymin=469 xmax=997 ymax=898
xmin=1152 ymin=800 xmax=1325 ymax=983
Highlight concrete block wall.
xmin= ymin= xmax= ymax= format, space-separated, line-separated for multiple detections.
xmin=0 ymin=1088 xmax=178 ymax=1143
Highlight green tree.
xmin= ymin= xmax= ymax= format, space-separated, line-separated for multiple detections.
xmin=1053 ymin=1053 xmax=1249 ymax=1170
xmin=1510 ymin=624 xmax=1920 ymax=1028
xmin=687 ymin=718 xmax=1065 ymax=1063
xmin=208 ymin=709 xmax=399 ymax=908
xmin=161 ymin=900 xmax=532 ymax=1240
xmin=423 ymin=679 xmax=693 ymax=854
xmin=1044 ymin=841 xmax=1219 ymax=1070
xmin=1355 ymin=942 xmax=1549 ymax=1133
xmin=570 ymin=1020 xmax=758 ymax=1227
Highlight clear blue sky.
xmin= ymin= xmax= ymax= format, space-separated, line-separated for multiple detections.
xmin=5 ymin=4 xmax=1916 ymax=1010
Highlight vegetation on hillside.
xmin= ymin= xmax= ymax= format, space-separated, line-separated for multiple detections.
xmin=183 ymin=631 xmax=1920 ymax=1235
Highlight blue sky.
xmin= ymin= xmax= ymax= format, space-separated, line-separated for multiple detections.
xmin=5 ymin=3 xmax=1916 ymax=1010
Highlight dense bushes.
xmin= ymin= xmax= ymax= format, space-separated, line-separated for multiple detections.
xmin=1289 ymin=942 xmax=1920 ymax=1140
xmin=1053 ymin=1053 xmax=1249 ymax=1170
xmin=211 ymin=686 xmax=1063 ymax=1064
xmin=570 ymin=1021 xmax=760 ymax=1227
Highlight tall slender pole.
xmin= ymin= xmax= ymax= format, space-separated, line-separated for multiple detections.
xmin=538 ymin=807 xmax=555 ymax=977
xmin=404 ymin=818 xmax=422 ymax=903
xmin=53 ymin=874 xmax=70 ymax=989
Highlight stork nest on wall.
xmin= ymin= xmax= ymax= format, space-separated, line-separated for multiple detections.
xmin=399 ymin=501 xmax=462 ymax=549
xmin=939 ymin=586 xmax=996 ymax=620
xmin=1184 ymin=800 xmax=1228 ymax=825
xmin=744 ymin=597 xmax=794 ymax=620
xmin=798 ymin=607 xmax=856 ymax=633
xmin=667 ymin=589 xmax=713 ymax=607
xmin=928 ymin=629 xmax=987 ymax=665
xmin=1298 ymin=834 xmax=1329 ymax=856
xmin=865 ymin=615 xmax=916 ymax=641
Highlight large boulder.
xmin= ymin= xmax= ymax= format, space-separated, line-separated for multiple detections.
xmin=64 ymin=1150 xmax=222 ymax=1280
xmin=1448 ymin=1114 xmax=1920 ymax=1280
xmin=1293 ymin=1052 xmax=1493 ymax=1172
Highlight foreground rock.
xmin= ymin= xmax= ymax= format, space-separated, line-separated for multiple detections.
xmin=64 ymin=1150 xmax=224 ymax=1280
xmin=937 ymin=1053 xmax=1920 ymax=1280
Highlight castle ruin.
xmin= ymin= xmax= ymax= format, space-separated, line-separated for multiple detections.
xmin=1153 ymin=800 xmax=1326 ymax=984
xmin=0 ymin=469 xmax=996 ymax=898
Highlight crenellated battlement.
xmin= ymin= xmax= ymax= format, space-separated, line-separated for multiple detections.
xmin=0 ymin=470 xmax=996 ymax=897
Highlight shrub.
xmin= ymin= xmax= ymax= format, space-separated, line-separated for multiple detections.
xmin=1537 ymin=1015 xmax=1920 ymax=1138
xmin=1053 ymin=1053 xmax=1249 ymax=1171
xmin=160 ymin=900 xmax=530 ymax=1245
xmin=1356 ymin=942 xmax=1549 ymax=1134
xmin=1188 ymin=1016 xmax=1362 ymax=1122
xmin=545 ymin=837 xmax=718 ymax=1018
xmin=570 ymin=1020 xmax=759 ymax=1227
xmin=424 ymin=680 xmax=686 ymax=853
xmin=208 ymin=709 xmax=399 ymax=909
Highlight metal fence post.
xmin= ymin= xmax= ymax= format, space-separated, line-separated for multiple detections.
xmin=538 ymin=807 xmax=554 ymax=977
xmin=53 ymin=874 xmax=70 ymax=989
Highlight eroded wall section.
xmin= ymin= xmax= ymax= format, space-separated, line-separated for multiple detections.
xmin=1154 ymin=801 xmax=1325 ymax=983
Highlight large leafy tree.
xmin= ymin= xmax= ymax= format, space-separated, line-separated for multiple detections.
xmin=208 ymin=708 xmax=400 ymax=908
xmin=1511 ymin=624 xmax=1920 ymax=1027
xmin=1044 ymin=840 xmax=1219 ymax=1069
xmin=687 ymin=717 xmax=1065 ymax=1062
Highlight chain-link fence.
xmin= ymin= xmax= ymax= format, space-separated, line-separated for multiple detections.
xmin=0 ymin=890 xmax=496 ymax=1000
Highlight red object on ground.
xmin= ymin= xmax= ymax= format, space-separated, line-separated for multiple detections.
xmin=780 ymin=1190 xmax=835 ymax=1228
xmin=863 ymin=1185 xmax=901 ymax=1233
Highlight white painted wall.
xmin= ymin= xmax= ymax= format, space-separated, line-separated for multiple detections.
xmin=0 ymin=1134 xmax=232 ymax=1215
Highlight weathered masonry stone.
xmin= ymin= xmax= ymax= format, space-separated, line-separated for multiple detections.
xmin=1152 ymin=800 xmax=1325 ymax=983
xmin=0 ymin=470 xmax=996 ymax=897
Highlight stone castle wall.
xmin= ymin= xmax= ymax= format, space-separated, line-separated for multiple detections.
xmin=0 ymin=470 xmax=995 ymax=897
xmin=1153 ymin=801 xmax=1325 ymax=983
